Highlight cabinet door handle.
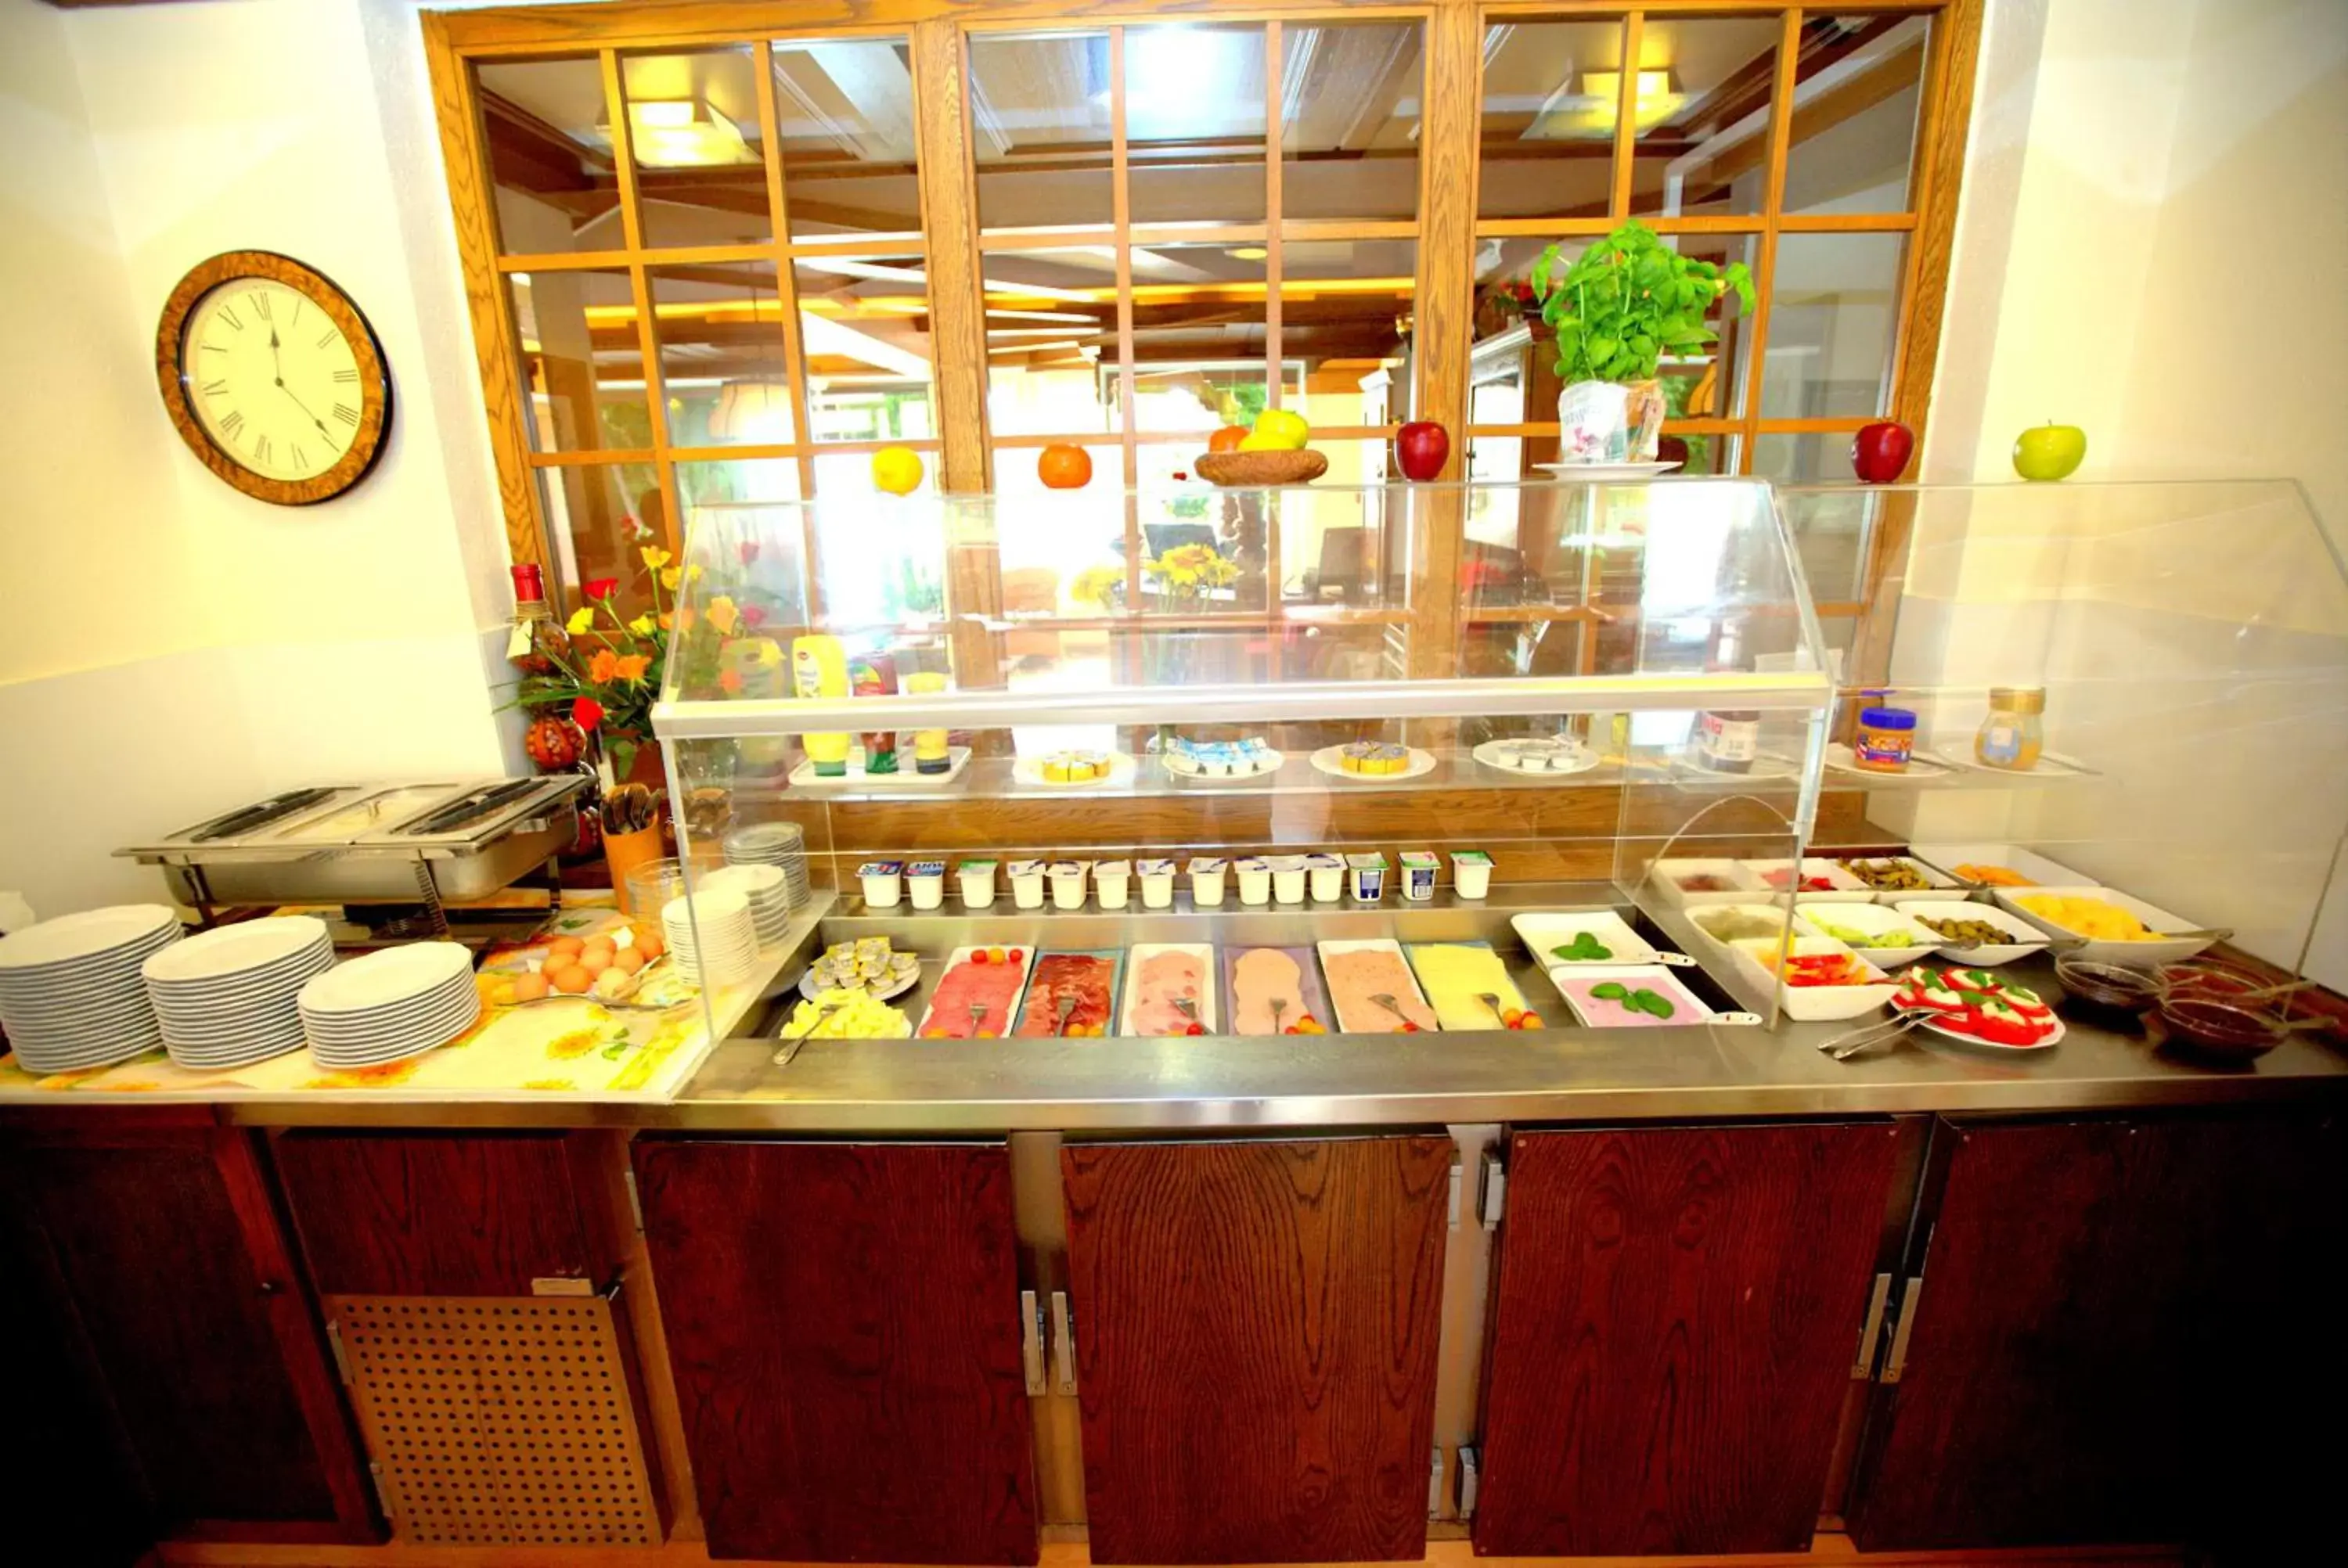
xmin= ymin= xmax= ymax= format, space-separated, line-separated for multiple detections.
xmin=1019 ymin=1289 xmax=1046 ymax=1396
xmin=1050 ymin=1289 xmax=1078 ymax=1396
xmin=1882 ymin=1276 xmax=1925 ymax=1384
xmin=1850 ymin=1271 xmax=1892 ymax=1379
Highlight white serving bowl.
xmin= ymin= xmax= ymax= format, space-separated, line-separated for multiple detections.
xmin=1730 ymin=935 xmax=1900 ymax=1022
xmin=1740 ymin=858 xmax=1876 ymax=904
xmin=1993 ymin=885 xmax=2218 ymax=967
xmin=1790 ymin=900 xmax=1941 ymax=971
xmin=1889 ymin=898 xmax=2051 ymax=966
xmin=1827 ymin=854 xmax=1966 ymax=902
xmin=1910 ymin=842 xmax=2092 ymax=891
xmin=1685 ymin=902 xmax=1820 ymax=951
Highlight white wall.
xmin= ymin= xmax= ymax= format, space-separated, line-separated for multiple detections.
xmin=0 ymin=0 xmax=521 ymax=923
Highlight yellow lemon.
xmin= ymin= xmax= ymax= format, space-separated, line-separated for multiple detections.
xmin=1237 ymin=430 xmax=1287 ymax=451
xmin=871 ymin=446 xmax=924 ymax=495
xmin=1251 ymin=408 xmax=1309 ymax=449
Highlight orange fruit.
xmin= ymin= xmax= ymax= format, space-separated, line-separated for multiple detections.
xmin=1038 ymin=444 xmax=1093 ymax=490
xmin=1207 ymin=425 xmax=1248 ymax=454
xmin=550 ymin=965 xmax=594 ymax=994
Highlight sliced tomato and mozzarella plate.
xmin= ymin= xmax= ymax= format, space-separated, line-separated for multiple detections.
xmin=1892 ymin=965 xmax=2065 ymax=1050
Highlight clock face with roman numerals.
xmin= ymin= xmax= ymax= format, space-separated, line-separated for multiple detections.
xmin=157 ymin=251 xmax=391 ymax=505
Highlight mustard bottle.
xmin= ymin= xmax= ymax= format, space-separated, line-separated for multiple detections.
xmin=792 ymin=634 xmax=852 ymax=775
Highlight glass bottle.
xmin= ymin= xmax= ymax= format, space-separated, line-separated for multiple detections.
xmin=1974 ymin=686 xmax=2046 ymax=770
xmin=504 ymin=563 xmax=569 ymax=682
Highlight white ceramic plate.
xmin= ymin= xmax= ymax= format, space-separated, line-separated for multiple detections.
xmin=1533 ymin=460 xmax=1684 ymax=480
xmin=1916 ymin=1011 xmax=2065 ymax=1052
xmin=1824 ymin=742 xmax=1957 ymax=780
xmin=298 ymin=943 xmax=473 ymax=1015
xmin=1907 ymin=843 xmax=2094 ymax=890
xmin=1544 ymin=964 xmax=1724 ymax=1027
xmin=1648 ymin=858 xmax=1766 ymax=908
xmin=1791 ymin=902 xmax=1940 ymax=971
xmin=1922 ymin=746 xmax=2098 ymax=779
xmin=1741 ymin=858 xmax=1875 ymax=903
xmin=1511 ymin=911 xmax=1660 ymax=967
xmin=1118 ymin=944 xmax=1219 ymax=1037
xmin=1824 ymin=854 xmax=1965 ymax=901
xmin=1728 ymin=936 xmax=1900 ymax=1022
xmin=142 ymin=918 xmax=329 ymax=984
xmin=1010 ymin=752 xmax=1139 ymax=790
xmin=912 ymin=947 xmax=1033 ymax=1038
xmin=0 ymin=905 xmax=178 ymax=972
xmin=1162 ymin=747 xmax=1286 ymax=784
xmin=1669 ymin=750 xmax=1802 ymax=782
xmin=1472 ymin=739 xmax=1602 ymax=778
xmin=1309 ymin=746 xmax=1439 ymax=783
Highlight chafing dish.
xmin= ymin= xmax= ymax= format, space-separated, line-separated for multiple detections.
xmin=118 ymin=775 xmax=591 ymax=910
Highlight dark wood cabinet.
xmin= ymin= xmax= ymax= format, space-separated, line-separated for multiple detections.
xmin=1061 ymin=1135 xmax=1453 ymax=1564
xmin=633 ymin=1137 xmax=1039 ymax=1564
xmin=0 ymin=1118 xmax=380 ymax=1545
xmin=1849 ymin=1112 xmax=2346 ymax=1556
xmin=273 ymin=1128 xmax=610 ymax=1295
xmin=1473 ymin=1121 xmax=1902 ymax=1557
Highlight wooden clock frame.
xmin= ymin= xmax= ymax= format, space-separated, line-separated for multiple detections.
xmin=154 ymin=250 xmax=394 ymax=506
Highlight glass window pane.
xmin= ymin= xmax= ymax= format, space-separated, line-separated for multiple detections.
xmin=1281 ymin=22 xmax=1424 ymax=221
xmin=983 ymin=247 xmax=1121 ymax=434
xmin=538 ymin=462 xmax=663 ymax=613
xmin=1758 ymin=232 xmax=1904 ymax=419
xmin=650 ymin=261 xmax=791 ymax=447
xmin=794 ymin=254 xmax=934 ymax=443
xmin=1630 ymin=16 xmax=1781 ymax=218
xmin=619 ymin=47 xmax=776 ymax=250
xmin=1661 ymin=430 xmax=1742 ymax=476
xmin=1128 ymin=23 xmax=1267 ymax=225
xmin=1774 ymin=485 xmax=1878 ymax=600
xmin=1754 ymin=429 xmax=1864 ymax=484
xmin=1784 ymin=15 xmax=1927 ymax=214
xmin=995 ymin=443 xmax=1126 ymax=505
xmin=1667 ymin=231 xmax=1760 ymax=423
xmin=1280 ymin=238 xmax=1415 ymax=430
xmin=811 ymin=447 xmax=937 ymax=498
xmin=1477 ymin=20 xmax=1622 ymax=222
xmin=477 ymin=57 xmax=624 ymax=256
xmin=1272 ymin=486 xmax=1406 ymax=610
xmin=772 ymin=37 xmax=923 ymax=243
xmin=970 ymin=31 xmax=1114 ymax=232
xmin=510 ymin=268 xmax=649 ymax=454
xmin=1118 ymin=243 xmax=1267 ymax=433
xmin=807 ymin=486 xmax=948 ymax=623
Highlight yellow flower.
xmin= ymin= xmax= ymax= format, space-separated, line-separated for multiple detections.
xmin=639 ymin=545 xmax=672 ymax=571
xmin=628 ymin=614 xmax=654 ymax=637
xmin=565 ymin=607 xmax=594 ymax=634
xmin=707 ymin=595 xmax=739 ymax=636
xmin=660 ymin=566 xmax=681 ymax=592
xmin=752 ymin=638 xmax=783 ymax=667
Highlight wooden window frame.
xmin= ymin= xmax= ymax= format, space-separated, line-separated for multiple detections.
xmin=424 ymin=0 xmax=1981 ymax=675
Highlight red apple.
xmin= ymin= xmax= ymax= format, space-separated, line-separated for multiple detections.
xmin=1851 ymin=421 xmax=1914 ymax=484
xmin=1394 ymin=420 xmax=1450 ymax=481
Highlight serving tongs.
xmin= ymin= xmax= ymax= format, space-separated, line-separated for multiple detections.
xmin=1817 ymin=1009 xmax=1937 ymax=1061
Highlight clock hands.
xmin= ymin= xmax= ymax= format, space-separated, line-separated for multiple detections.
xmin=265 ymin=320 xmax=339 ymax=449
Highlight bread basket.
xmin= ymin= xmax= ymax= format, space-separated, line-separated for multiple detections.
xmin=1194 ymin=449 xmax=1328 ymax=487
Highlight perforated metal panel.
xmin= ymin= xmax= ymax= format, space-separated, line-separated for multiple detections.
xmin=330 ymin=1295 xmax=662 ymax=1546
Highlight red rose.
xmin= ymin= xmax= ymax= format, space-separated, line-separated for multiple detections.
xmin=573 ymin=696 xmax=604 ymax=730
xmin=740 ymin=603 xmax=767 ymax=629
xmin=737 ymin=541 xmax=762 ymax=566
xmin=582 ymin=577 xmax=619 ymax=600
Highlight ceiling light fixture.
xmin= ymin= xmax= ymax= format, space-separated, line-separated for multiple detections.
xmin=1228 ymin=246 xmax=1269 ymax=261
xmin=1580 ymin=68 xmax=1680 ymax=131
xmin=626 ymin=98 xmax=755 ymax=167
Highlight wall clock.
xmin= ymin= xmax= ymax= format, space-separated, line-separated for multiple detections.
xmin=154 ymin=250 xmax=393 ymax=505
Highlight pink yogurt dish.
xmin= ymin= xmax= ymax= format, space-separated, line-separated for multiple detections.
xmin=1550 ymin=968 xmax=1709 ymax=1029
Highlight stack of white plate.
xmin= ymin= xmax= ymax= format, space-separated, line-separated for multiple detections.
xmin=699 ymin=863 xmax=792 ymax=950
xmin=724 ymin=822 xmax=812 ymax=909
xmin=662 ymin=889 xmax=759 ymax=988
xmin=298 ymin=943 xmax=479 ymax=1069
xmin=0 ymin=905 xmax=181 ymax=1074
xmin=143 ymin=916 xmax=335 ymax=1071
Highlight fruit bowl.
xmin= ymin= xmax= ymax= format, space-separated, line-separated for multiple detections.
xmin=1195 ymin=450 xmax=1327 ymax=487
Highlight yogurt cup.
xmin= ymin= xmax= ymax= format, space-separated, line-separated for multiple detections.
xmin=1269 ymin=855 xmax=1307 ymax=904
xmin=1007 ymin=858 xmax=1046 ymax=910
xmin=1189 ymin=857 xmax=1228 ymax=908
xmin=1137 ymin=858 xmax=1177 ymax=909
xmin=907 ymin=860 xmax=948 ymax=911
xmin=1093 ymin=859 xmax=1133 ymax=910
xmin=857 ymin=860 xmax=905 ymax=909
xmin=1345 ymin=852 xmax=1388 ymax=903
xmin=1399 ymin=851 xmax=1440 ymax=902
xmin=958 ymin=858 xmax=999 ymax=909
xmin=1049 ymin=859 xmax=1090 ymax=911
xmin=1451 ymin=850 xmax=1494 ymax=900
xmin=1305 ymin=853 xmax=1345 ymax=903
xmin=1234 ymin=857 xmax=1273 ymax=906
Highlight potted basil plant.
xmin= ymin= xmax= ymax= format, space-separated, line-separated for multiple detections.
xmin=1531 ymin=221 xmax=1756 ymax=465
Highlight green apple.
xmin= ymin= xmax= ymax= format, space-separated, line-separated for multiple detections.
xmin=2013 ymin=423 xmax=2087 ymax=481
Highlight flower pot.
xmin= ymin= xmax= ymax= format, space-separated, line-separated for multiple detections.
xmin=1556 ymin=378 xmax=1666 ymax=464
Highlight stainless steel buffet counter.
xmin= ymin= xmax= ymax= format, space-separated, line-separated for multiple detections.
xmin=218 ymin=884 xmax=2348 ymax=1130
